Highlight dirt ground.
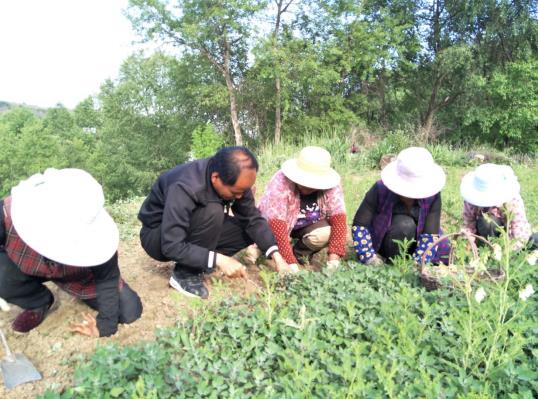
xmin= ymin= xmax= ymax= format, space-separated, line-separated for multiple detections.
xmin=0 ymin=238 xmax=287 ymax=398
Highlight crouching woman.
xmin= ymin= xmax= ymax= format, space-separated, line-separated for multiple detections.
xmin=0 ymin=169 xmax=142 ymax=337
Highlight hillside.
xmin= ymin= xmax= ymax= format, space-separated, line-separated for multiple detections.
xmin=0 ymin=100 xmax=48 ymax=117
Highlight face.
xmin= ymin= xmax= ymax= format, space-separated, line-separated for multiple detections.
xmin=296 ymin=184 xmax=318 ymax=196
xmin=211 ymin=168 xmax=257 ymax=201
xmin=398 ymin=195 xmax=416 ymax=206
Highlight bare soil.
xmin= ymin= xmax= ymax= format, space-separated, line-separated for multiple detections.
xmin=0 ymin=238 xmax=287 ymax=398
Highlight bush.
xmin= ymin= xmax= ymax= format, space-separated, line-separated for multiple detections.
xmin=191 ymin=123 xmax=224 ymax=159
xmin=41 ymin=244 xmax=538 ymax=398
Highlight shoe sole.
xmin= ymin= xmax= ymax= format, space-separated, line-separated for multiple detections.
xmin=168 ymin=276 xmax=205 ymax=299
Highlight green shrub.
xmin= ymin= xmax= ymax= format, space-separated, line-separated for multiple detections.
xmin=191 ymin=123 xmax=224 ymax=159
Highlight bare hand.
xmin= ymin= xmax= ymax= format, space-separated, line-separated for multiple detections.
xmin=270 ymin=252 xmax=299 ymax=274
xmin=70 ymin=313 xmax=99 ymax=337
xmin=216 ymin=254 xmax=247 ymax=278
xmin=366 ymin=254 xmax=384 ymax=266
xmin=326 ymin=259 xmax=341 ymax=270
xmin=328 ymin=253 xmax=340 ymax=262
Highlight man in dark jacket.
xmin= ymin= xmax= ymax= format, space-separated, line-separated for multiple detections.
xmin=138 ymin=146 xmax=289 ymax=299
xmin=0 ymin=168 xmax=142 ymax=337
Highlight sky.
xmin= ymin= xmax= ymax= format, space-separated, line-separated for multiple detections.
xmin=0 ymin=0 xmax=141 ymax=109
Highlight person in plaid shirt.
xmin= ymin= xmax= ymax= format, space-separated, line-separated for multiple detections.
xmin=0 ymin=169 xmax=142 ymax=337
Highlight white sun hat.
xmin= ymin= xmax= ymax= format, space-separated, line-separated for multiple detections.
xmin=460 ymin=163 xmax=520 ymax=207
xmin=281 ymin=146 xmax=341 ymax=190
xmin=380 ymin=147 xmax=446 ymax=199
xmin=10 ymin=168 xmax=119 ymax=267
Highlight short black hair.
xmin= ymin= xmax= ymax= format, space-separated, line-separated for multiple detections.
xmin=209 ymin=146 xmax=259 ymax=185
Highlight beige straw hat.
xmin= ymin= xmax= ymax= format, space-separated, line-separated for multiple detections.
xmin=281 ymin=146 xmax=341 ymax=190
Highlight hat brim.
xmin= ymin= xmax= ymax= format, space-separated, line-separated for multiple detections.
xmin=460 ymin=171 xmax=520 ymax=207
xmin=281 ymin=159 xmax=341 ymax=190
xmin=11 ymin=194 xmax=119 ymax=267
xmin=381 ymin=161 xmax=446 ymax=199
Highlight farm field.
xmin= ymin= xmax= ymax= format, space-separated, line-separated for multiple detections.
xmin=1 ymin=144 xmax=537 ymax=399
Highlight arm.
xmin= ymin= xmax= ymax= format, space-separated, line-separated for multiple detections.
xmin=91 ymin=253 xmax=121 ymax=337
xmin=351 ymin=184 xmax=379 ymax=264
xmin=267 ymin=219 xmax=298 ymax=264
xmin=506 ymin=195 xmax=532 ymax=251
xmin=160 ymin=184 xmax=215 ymax=270
xmin=232 ymin=189 xmax=279 ymax=258
xmin=352 ymin=184 xmax=378 ymax=228
xmin=423 ymin=194 xmax=441 ymax=234
xmin=324 ymin=184 xmax=347 ymax=259
xmin=462 ymin=201 xmax=479 ymax=235
xmin=327 ymin=213 xmax=347 ymax=259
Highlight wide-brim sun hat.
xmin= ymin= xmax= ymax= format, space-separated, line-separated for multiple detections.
xmin=460 ymin=163 xmax=520 ymax=207
xmin=10 ymin=168 xmax=119 ymax=267
xmin=381 ymin=146 xmax=446 ymax=199
xmin=281 ymin=146 xmax=341 ymax=190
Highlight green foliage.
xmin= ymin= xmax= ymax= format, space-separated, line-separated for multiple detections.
xmin=463 ymin=61 xmax=538 ymax=153
xmin=41 ymin=244 xmax=538 ymax=398
xmin=191 ymin=123 xmax=224 ymax=159
xmin=0 ymin=106 xmax=93 ymax=196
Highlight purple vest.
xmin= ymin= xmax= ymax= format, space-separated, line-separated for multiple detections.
xmin=371 ymin=180 xmax=449 ymax=263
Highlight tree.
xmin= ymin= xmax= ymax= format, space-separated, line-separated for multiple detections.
xmin=463 ymin=60 xmax=538 ymax=152
xmin=127 ymin=0 xmax=266 ymax=145
xmin=91 ymin=53 xmax=193 ymax=200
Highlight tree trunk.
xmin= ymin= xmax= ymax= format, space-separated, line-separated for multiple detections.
xmin=222 ymin=35 xmax=242 ymax=145
xmin=224 ymin=72 xmax=242 ymax=145
xmin=272 ymin=0 xmax=293 ymax=145
xmin=274 ymin=76 xmax=282 ymax=144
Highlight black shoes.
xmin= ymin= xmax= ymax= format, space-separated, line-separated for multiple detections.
xmin=169 ymin=268 xmax=209 ymax=299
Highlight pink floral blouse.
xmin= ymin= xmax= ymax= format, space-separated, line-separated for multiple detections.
xmin=462 ymin=194 xmax=532 ymax=251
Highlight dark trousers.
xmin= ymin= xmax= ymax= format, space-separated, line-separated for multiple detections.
xmin=140 ymin=203 xmax=253 ymax=277
xmin=0 ymin=251 xmax=142 ymax=323
xmin=379 ymin=214 xmax=417 ymax=261
xmin=475 ymin=213 xmax=538 ymax=250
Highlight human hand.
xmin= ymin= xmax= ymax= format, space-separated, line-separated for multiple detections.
xmin=70 ymin=313 xmax=99 ymax=337
xmin=365 ymin=254 xmax=383 ymax=266
xmin=216 ymin=254 xmax=247 ymax=278
xmin=271 ymin=252 xmax=298 ymax=274
xmin=326 ymin=259 xmax=341 ymax=270
xmin=328 ymin=253 xmax=340 ymax=262
xmin=0 ymin=297 xmax=10 ymax=312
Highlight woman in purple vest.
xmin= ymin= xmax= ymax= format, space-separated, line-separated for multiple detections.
xmin=352 ymin=147 xmax=450 ymax=265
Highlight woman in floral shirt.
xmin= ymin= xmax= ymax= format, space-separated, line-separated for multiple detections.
xmin=256 ymin=146 xmax=347 ymax=270
xmin=460 ymin=163 xmax=537 ymax=251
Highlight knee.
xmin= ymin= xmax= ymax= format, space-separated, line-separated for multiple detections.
xmin=530 ymin=232 xmax=538 ymax=250
xmin=119 ymin=284 xmax=143 ymax=324
xmin=389 ymin=216 xmax=416 ymax=239
xmin=476 ymin=214 xmax=502 ymax=237
xmin=302 ymin=226 xmax=331 ymax=250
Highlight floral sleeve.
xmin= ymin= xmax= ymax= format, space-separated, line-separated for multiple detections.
xmin=351 ymin=225 xmax=375 ymax=264
xmin=506 ymin=195 xmax=532 ymax=251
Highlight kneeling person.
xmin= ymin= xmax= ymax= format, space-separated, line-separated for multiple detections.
xmin=460 ymin=163 xmax=537 ymax=251
xmin=257 ymin=146 xmax=347 ymax=269
xmin=0 ymin=169 xmax=142 ymax=337
xmin=352 ymin=147 xmax=450 ymax=265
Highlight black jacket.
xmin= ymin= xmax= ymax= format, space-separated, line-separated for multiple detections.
xmin=138 ymin=158 xmax=277 ymax=269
